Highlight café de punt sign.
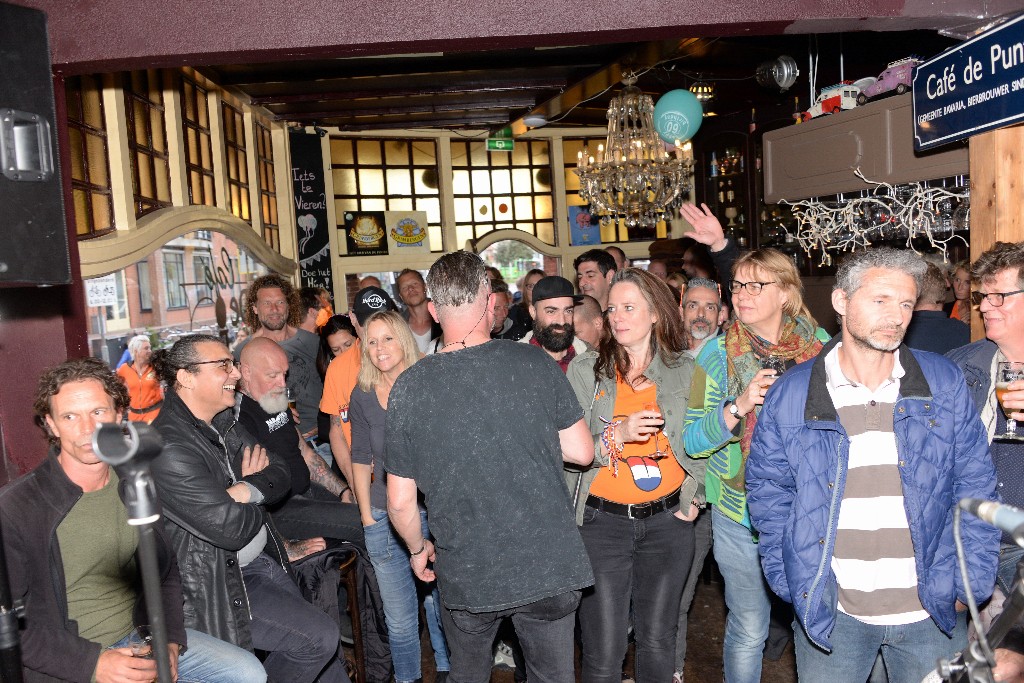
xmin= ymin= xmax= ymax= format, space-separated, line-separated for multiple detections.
xmin=913 ymin=12 xmax=1024 ymax=150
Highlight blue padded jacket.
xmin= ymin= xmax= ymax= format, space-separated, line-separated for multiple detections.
xmin=746 ymin=336 xmax=999 ymax=651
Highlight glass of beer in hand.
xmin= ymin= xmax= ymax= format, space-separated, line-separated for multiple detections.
xmin=995 ymin=361 xmax=1024 ymax=441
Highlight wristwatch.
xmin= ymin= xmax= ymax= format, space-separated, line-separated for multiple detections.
xmin=727 ymin=401 xmax=742 ymax=418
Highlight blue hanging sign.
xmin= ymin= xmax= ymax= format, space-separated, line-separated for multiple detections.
xmin=913 ymin=13 xmax=1024 ymax=150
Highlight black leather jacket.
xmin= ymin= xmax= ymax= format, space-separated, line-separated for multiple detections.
xmin=0 ymin=452 xmax=187 ymax=682
xmin=151 ymin=390 xmax=292 ymax=651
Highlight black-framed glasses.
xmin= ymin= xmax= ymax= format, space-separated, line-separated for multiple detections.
xmin=729 ymin=280 xmax=777 ymax=296
xmin=189 ymin=358 xmax=239 ymax=372
xmin=970 ymin=289 xmax=1024 ymax=307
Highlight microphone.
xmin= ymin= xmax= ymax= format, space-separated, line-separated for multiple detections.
xmin=959 ymin=498 xmax=1024 ymax=545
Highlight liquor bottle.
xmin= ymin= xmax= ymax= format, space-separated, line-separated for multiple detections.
xmin=710 ymin=152 xmax=719 ymax=177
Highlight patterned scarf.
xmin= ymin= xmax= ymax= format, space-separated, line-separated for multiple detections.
xmin=723 ymin=315 xmax=824 ymax=490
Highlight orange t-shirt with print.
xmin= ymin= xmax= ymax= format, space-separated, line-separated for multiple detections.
xmin=319 ymin=340 xmax=361 ymax=446
xmin=587 ymin=377 xmax=685 ymax=504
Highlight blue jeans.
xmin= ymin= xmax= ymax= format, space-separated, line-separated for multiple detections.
xmin=711 ymin=507 xmax=772 ymax=683
xmin=243 ymin=552 xmax=349 ymax=683
xmin=111 ymin=626 xmax=266 ymax=683
xmin=365 ymin=506 xmax=450 ymax=682
xmin=440 ymin=590 xmax=580 ymax=683
xmin=794 ymin=610 xmax=967 ymax=682
xmin=998 ymin=542 xmax=1024 ymax=596
xmin=578 ymin=505 xmax=694 ymax=683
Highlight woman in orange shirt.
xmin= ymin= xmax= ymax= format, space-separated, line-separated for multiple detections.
xmin=116 ymin=334 xmax=163 ymax=422
xmin=566 ymin=269 xmax=703 ymax=683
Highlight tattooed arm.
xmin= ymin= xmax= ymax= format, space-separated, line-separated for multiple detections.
xmin=327 ymin=416 xmax=354 ymax=489
xmin=297 ymin=428 xmax=350 ymax=497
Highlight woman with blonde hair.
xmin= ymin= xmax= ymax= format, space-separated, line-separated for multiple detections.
xmin=348 ymin=310 xmax=449 ymax=683
xmin=684 ymin=246 xmax=829 ymax=683
xmin=566 ymin=267 xmax=703 ymax=683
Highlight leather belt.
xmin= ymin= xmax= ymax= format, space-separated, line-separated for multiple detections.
xmin=585 ymin=489 xmax=681 ymax=520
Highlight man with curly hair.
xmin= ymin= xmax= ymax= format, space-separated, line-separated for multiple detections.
xmin=234 ymin=274 xmax=325 ymax=440
xmin=0 ymin=357 xmax=264 ymax=682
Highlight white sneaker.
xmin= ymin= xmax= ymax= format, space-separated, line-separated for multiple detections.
xmin=672 ymin=671 xmax=684 ymax=683
xmin=493 ymin=641 xmax=516 ymax=670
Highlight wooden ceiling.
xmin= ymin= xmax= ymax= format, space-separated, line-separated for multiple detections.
xmin=200 ymin=30 xmax=962 ymax=134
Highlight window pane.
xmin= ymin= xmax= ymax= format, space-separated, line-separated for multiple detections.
xmin=333 ymin=168 xmax=358 ymax=195
xmin=330 ymin=138 xmax=352 ymax=160
xmin=87 ymin=135 xmax=108 ymax=185
xmin=491 ymin=169 xmax=511 ymax=194
xmin=385 ymin=141 xmax=409 ymax=165
xmin=358 ymin=168 xmax=384 ymax=195
xmin=356 ymin=140 xmax=381 ymax=165
xmin=386 ymin=169 xmax=411 ymax=197
xmin=68 ymin=128 xmax=85 ymax=179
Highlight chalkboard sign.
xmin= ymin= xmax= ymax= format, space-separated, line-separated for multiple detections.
xmin=289 ymin=131 xmax=334 ymax=293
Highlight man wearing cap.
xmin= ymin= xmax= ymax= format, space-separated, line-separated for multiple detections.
xmin=320 ymin=286 xmax=398 ymax=487
xmin=520 ymin=276 xmax=588 ymax=371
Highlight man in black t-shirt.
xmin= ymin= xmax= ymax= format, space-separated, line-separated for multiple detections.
xmin=385 ymin=250 xmax=595 ymax=683
xmin=238 ymin=337 xmax=362 ymax=549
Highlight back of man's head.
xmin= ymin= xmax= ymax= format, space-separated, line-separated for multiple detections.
xmin=299 ymin=287 xmax=322 ymax=313
xmin=427 ymin=251 xmax=489 ymax=310
xmin=574 ymin=249 xmax=617 ymax=276
xmin=916 ymin=263 xmax=949 ymax=310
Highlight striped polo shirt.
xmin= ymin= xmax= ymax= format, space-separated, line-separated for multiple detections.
xmin=824 ymin=344 xmax=928 ymax=626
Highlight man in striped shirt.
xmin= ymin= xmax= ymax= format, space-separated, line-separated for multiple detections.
xmin=747 ymin=248 xmax=999 ymax=683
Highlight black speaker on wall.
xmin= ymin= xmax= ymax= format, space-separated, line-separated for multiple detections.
xmin=0 ymin=1 xmax=70 ymax=286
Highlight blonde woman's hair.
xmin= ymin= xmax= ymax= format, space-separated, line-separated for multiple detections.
xmin=733 ymin=248 xmax=816 ymax=325
xmin=356 ymin=311 xmax=420 ymax=392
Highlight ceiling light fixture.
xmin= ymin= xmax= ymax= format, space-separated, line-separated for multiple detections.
xmin=689 ymin=79 xmax=716 ymax=105
xmin=574 ymin=76 xmax=694 ymax=229
xmin=755 ymin=55 xmax=800 ymax=92
xmin=523 ymin=113 xmax=549 ymax=128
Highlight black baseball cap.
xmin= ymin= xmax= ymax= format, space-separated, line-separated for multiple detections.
xmin=531 ymin=276 xmax=584 ymax=305
xmin=352 ymin=286 xmax=398 ymax=325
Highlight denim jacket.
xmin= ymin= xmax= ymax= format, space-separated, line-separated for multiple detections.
xmin=565 ymin=348 xmax=703 ymax=525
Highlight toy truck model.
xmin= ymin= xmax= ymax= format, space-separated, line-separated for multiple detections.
xmin=857 ymin=57 xmax=921 ymax=104
xmin=799 ymin=82 xmax=861 ymax=122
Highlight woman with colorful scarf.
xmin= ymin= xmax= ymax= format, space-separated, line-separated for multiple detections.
xmin=684 ymin=247 xmax=829 ymax=683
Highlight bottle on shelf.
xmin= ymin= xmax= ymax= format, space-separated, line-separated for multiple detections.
xmin=710 ymin=152 xmax=719 ymax=177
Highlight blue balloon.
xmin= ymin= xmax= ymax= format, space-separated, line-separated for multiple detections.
xmin=653 ymin=89 xmax=704 ymax=144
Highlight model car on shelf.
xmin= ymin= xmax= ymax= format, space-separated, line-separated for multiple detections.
xmin=856 ymin=57 xmax=922 ymax=104
xmin=799 ymin=81 xmax=861 ymax=122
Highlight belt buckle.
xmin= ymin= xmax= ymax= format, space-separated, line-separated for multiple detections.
xmin=627 ymin=502 xmax=653 ymax=519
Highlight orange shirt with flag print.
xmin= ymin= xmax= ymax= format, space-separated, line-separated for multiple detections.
xmin=587 ymin=376 xmax=685 ymax=504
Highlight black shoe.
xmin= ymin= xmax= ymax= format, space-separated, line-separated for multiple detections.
xmin=435 ymin=672 xmax=449 ymax=683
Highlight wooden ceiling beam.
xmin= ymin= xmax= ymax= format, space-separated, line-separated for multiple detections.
xmin=507 ymin=38 xmax=695 ymax=135
xmin=250 ymin=78 xmax=566 ymax=105
xmin=278 ymin=96 xmax=536 ymax=120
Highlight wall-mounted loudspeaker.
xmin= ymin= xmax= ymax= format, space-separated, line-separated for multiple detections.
xmin=0 ymin=2 xmax=70 ymax=286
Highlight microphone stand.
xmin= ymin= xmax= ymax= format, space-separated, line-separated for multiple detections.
xmin=93 ymin=423 xmax=172 ymax=683
xmin=942 ymin=561 xmax=1024 ymax=682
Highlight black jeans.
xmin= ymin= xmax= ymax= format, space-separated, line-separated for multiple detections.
xmin=243 ymin=553 xmax=350 ymax=683
xmin=270 ymin=482 xmax=364 ymax=547
xmin=578 ymin=506 xmax=694 ymax=683
xmin=440 ymin=590 xmax=581 ymax=683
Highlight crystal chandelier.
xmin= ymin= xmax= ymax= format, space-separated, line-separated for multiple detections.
xmin=574 ymin=77 xmax=694 ymax=229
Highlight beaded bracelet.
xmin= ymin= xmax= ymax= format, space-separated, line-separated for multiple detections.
xmin=600 ymin=419 xmax=624 ymax=477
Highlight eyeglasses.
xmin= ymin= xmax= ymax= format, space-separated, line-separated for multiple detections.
xmin=971 ymin=289 xmax=1024 ymax=307
xmin=189 ymin=358 xmax=239 ymax=372
xmin=729 ymin=280 xmax=777 ymax=296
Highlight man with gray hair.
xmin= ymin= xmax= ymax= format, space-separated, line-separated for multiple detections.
xmin=385 ymin=250 xmax=595 ymax=683
xmin=680 ymin=277 xmax=722 ymax=358
xmin=746 ymin=247 xmax=998 ymax=683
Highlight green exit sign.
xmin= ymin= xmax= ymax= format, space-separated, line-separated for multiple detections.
xmin=486 ymin=138 xmax=515 ymax=152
